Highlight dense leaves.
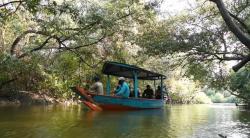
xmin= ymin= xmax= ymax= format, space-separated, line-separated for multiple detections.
xmin=0 ymin=0 xmax=249 ymax=103
xmin=0 ymin=0 xmax=156 ymax=99
xmin=230 ymin=66 xmax=250 ymax=103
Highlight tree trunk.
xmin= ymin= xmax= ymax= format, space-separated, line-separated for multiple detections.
xmin=210 ymin=0 xmax=250 ymax=71
xmin=210 ymin=0 xmax=250 ymax=50
xmin=0 ymin=28 xmax=5 ymax=52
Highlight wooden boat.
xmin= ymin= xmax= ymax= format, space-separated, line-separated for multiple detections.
xmin=72 ymin=61 xmax=166 ymax=111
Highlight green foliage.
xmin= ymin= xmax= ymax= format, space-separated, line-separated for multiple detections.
xmin=210 ymin=93 xmax=224 ymax=103
xmin=203 ymin=88 xmax=237 ymax=103
xmin=185 ymin=62 xmax=210 ymax=83
xmin=0 ymin=53 xmax=44 ymax=92
xmin=205 ymin=89 xmax=216 ymax=97
xmin=0 ymin=0 xmax=158 ymax=100
xmin=224 ymin=95 xmax=237 ymax=103
xmin=167 ymin=73 xmax=211 ymax=104
xmin=136 ymin=0 xmax=248 ymax=93
xmin=194 ymin=92 xmax=212 ymax=104
xmin=0 ymin=0 xmax=248 ymax=103
xmin=230 ymin=67 xmax=250 ymax=103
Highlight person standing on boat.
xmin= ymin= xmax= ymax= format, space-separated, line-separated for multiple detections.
xmin=89 ymin=76 xmax=104 ymax=95
xmin=115 ymin=77 xmax=130 ymax=98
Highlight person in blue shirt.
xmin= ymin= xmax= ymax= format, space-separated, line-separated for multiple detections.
xmin=115 ymin=77 xmax=130 ymax=98
xmin=114 ymin=81 xmax=121 ymax=94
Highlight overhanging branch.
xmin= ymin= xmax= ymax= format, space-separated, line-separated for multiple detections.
xmin=209 ymin=0 xmax=250 ymax=50
xmin=10 ymin=30 xmax=50 ymax=56
xmin=228 ymin=11 xmax=250 ymax=34
xmin=17 ymin=36 xmax=53 ymax=59
xmin=232 ymin=55 xmax=250 ymax=72
xmin=0 ymin=0 xmax=23 ymax=8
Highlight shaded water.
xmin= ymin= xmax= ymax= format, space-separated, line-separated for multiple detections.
xmin=0 ymin=104 xmax=250 ymax=138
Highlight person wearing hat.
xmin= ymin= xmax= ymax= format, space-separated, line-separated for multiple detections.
xmin=89 ymin=76 xmax=104 ymax=95
xmin=114 ymin=77 xmax=130 ymax=98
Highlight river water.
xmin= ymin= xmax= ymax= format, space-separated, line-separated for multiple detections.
xmin=0 ymin=104 xmax=249 ymax=138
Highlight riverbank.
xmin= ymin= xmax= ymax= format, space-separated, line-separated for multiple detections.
xmin=1 ymin=92 xmax=249 ymax=110
xmin=0 ymin=91 xmax=79 ymax=106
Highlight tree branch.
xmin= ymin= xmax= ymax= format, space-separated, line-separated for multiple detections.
xmin=9 ymin=10 xmax=133 ymax=57
xmin=0 ymin=0 xmax=23 ymax=8
xmin=17 ymin=36 xmax=53 ymax=59
xmin=229 ymin=90 xmax=248 ymax=101
xmin=190 ymin=49 xmax=245 ymax=61
xmin=73 ymin=34 xmax=107 ymax=49
xmin=0 ymin=78 xmax=17 ymax=90
xmin=57 ymin=41 xmax=105 ymax=69
xmin=210 ymin=0 xmax=250 ymax=50
xmin=228 ymin=11 xmax=250 ymax=34
xmin=232 ymin=55 xmax=250 ymax=72
xmin=10 ymin=30 xmax=50 ymax=56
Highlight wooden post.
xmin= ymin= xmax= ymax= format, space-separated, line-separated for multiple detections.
xmin=160 ymin=76 xmax=163 ymax=99
xmin=106 ymin=75 xmax=111 ymax=96
xmin=154 ymin=79 xmax=156 ymax=95
xmin=133 ymin=71 xmax=138 ymax=98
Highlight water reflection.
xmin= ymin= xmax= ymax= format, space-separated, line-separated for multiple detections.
xmin=81 ymin=109 xmax=166 ymax=138
xmin=0 ymin=104 xmax=249 ymax=138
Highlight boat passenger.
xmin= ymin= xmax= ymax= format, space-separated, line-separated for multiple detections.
xmin=128 ymin=81 xmax=134 ymax=97
xmin=89 ymin=76 xmax=104 ymax=95
xmin=137 ymin=88 xmax=141 ymax=97
xmin=129 ymin=88 xmax=141 ymax=97
xmin=155 ymin=86 xmax=162 ymax=99
xmin=142 ymin=85 xmax=154 ymax=99
xmin=115 ymin=77 xmax=130 ymax=98
xmin=129 ymin=90 xmax=134 ymax=97
xmin=114 ymin=81 xmax=121 ymax=94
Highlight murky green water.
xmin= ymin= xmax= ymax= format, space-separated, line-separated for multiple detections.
xmin=0 ymin=104 xmax=249 ymax=138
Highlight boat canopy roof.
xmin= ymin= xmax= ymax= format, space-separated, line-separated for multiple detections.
xmin=102 ymin=61 xmax=166 ymax=80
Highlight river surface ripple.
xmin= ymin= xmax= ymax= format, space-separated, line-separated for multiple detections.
xmin=0 ymin=103 xmax=249 ymax=138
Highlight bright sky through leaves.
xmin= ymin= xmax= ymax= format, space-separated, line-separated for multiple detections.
xmin=159 ymin=0 xmax=196 ymax=17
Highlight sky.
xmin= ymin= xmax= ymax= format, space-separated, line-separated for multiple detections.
xmin=159 ymin=0 xmax=196 ymax=16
